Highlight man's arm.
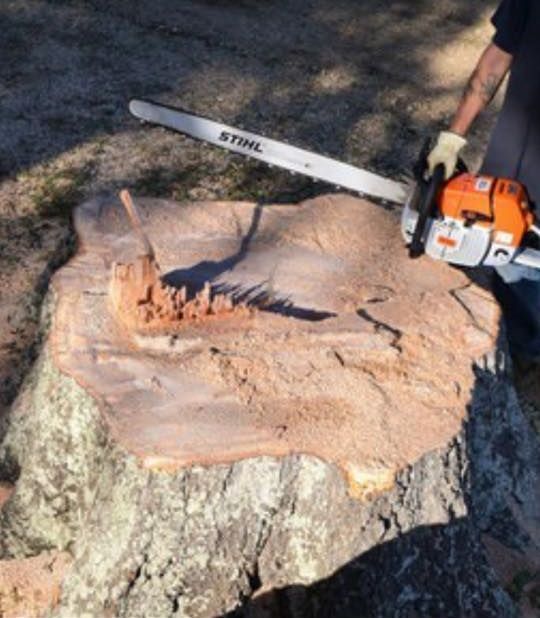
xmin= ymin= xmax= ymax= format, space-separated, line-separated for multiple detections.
xmin=428 ymin=42 xmax=513 ymax=178
xmin=450 ymin=42 xmax=513 ymax=136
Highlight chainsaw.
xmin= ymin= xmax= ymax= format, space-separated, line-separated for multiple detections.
xmin=129 ymin=98 xmax=540 ymax=271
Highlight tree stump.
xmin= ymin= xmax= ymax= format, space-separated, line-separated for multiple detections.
xmin=1 ymin=193 xmax=539 ymax=617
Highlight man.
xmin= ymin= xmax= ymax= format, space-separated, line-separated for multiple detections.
xmin=427 ymin=0 xmax=540 ymax=360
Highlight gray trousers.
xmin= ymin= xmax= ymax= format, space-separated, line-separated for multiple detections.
xmin=494 ymin=263 xmax=540 ymax=359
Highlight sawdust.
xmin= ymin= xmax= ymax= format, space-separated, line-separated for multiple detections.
xmin=0 ymin=551 xmax=71 ymax=618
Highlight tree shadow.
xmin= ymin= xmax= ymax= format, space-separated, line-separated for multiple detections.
xmin=220 ymin=521 xmax=506 ymax=618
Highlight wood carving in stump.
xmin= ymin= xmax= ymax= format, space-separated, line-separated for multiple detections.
xmin=110 ymin=190 xmax=251 ymax=333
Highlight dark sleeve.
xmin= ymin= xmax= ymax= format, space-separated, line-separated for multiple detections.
xmin=491 ymin=0 xmax=529 ymax=54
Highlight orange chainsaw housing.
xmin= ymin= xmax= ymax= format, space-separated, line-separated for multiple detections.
xmin=437 ymin=173 xmax=533 ymax=248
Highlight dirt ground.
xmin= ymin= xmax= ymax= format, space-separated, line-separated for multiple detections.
xmin=4 ymin=0 xmax=540 ymax=611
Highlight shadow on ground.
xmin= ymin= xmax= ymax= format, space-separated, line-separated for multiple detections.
xmin=1 ymin=0 xmax=494 ymax=179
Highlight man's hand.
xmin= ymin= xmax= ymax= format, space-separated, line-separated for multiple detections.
xmin=427 ymin=131 xmax=467 ymax=179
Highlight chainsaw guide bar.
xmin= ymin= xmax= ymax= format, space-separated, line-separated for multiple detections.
xmin=129 ymin=98 xmax=540 ymax=271
xmin=129 ymin=99 xmax=409 ymax=205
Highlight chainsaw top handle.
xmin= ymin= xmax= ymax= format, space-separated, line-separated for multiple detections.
xmin=408 ymin=163 xmax=446 ymax=259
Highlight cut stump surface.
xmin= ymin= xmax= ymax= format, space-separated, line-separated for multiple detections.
xmin=51 ymin=194 xmax=499 ymax=489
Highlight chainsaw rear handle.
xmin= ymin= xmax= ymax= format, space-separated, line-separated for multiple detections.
xmin=408 ymin=163 xmax=446 ymax=258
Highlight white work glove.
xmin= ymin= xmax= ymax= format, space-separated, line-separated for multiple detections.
xmin=427 ymin=131 xmax=468 ymax=179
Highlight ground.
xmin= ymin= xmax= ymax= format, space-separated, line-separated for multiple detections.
xmin=2 ymin=0 xmax=540 ymax=612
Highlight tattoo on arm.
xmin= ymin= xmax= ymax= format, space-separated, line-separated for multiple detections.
xmin=463 ymin=70 xmax=501 ymax=105
xmin=481 ymin=73 xmax=500 ymax=103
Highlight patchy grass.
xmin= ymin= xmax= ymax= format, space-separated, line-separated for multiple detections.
xmin=131 ymin=157 xmax=329 ymax=204
xmin=132 ymin=164 xmax=206 ymax=200
xmin=222 ymin=159 xmax=329 ymax=204
xmin=28 ymin=164 xmax=94 ymax=218
xmin=12 ymin=139 xmax=107 ymax=219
